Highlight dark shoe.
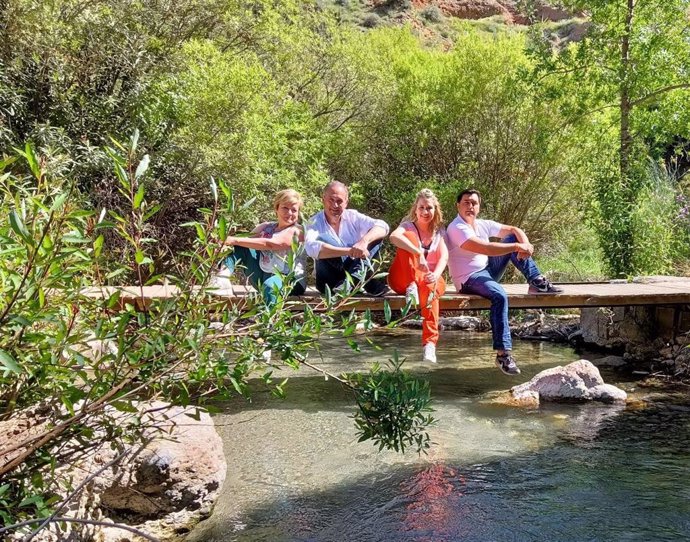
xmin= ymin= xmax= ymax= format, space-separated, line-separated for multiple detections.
xmin=364 ymin=278 xmax=389 ymax=297
xmin=528 ymin=275 xmax=563 ymax=295
xmin=495 ymin=352 xmax=521 ymax=375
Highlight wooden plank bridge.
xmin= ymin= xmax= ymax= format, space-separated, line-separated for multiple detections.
xmin=87 ymin=277 xmax=690 ymax=311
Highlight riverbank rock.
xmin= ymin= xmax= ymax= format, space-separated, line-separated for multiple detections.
xmin=510 ymin=359 xmax=627 ymax=405
xmin=512 ymin=312 xmax=580 ymax=343
xmin=99 ymin=404 xmax=226 ymax=542
xmin=399 ymin=315 xmax=489 ymax=331
xmin=592 ymin=355 xmax=626 ymax=368
xmin=4 ymin=401 xmax=225 ymax=542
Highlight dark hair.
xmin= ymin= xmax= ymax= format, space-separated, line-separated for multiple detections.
xmin=456 ymin=189 xmax=482 ymax=204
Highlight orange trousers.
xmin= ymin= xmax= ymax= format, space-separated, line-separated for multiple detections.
xmin=387 ymin=231 xmax=445 ymax=346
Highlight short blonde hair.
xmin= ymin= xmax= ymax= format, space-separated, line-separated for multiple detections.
xmin=404 ymin=188 xmax=444 ymax=233
xmin=273 ymin=189 xmax=303 ymax=213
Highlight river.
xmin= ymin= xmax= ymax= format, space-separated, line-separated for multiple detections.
xmin=187 ymin=330 xmax=690 ymax=542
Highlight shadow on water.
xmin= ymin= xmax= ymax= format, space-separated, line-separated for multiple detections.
xmin=188 ymin=331 xmax=690 ymax=542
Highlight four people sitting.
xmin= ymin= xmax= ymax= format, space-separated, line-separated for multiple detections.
xmin=217 ymin=183 xmax=561 ymax=374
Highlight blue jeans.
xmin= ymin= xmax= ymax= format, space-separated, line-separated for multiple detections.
xmin=315 ymin=239 xmax=387 ymax=296
xmin=460 ymin=235 xmax=541 ymax=351
xmin=224 ymin=246 xmax=305 ymax=307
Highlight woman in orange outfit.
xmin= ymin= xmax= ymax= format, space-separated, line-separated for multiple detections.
xmin=388 ymin=189 xmax=448 ymax=363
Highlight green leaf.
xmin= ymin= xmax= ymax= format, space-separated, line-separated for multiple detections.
xmin=9 ymin=210 xmax=32 ymax=244
xmin=134 ymin=154 xmax=150 ymax=180
xmin=383 ymin=300 xmax=392 ymax=323
xmin=194 ymin=224 xmax=207 ymax=242
xmin=133 ymin=183 xmax=145 ymax=209
xmin=105 ymin=268 xmax=128 ymax=280
xmin=142 ymin=204 xmax=161 ymax=221
xmin=239 ymin=196 xmax=257 ymax=212
xmin=0 ymin=349 xmax=21 ymax=374
xmin=50 ymin=193 xmax=68 ymax=212
xmin=24 ymin=142 xmax=41 ymax=178
xmin=111 ymin=400 xmax=138 ymax=413
xmin=129 ymin=129 xmax=140 ymax=154
xmin=19 ymin=495 xmax=44 ymax=508
xmin=94 ymin=234 xmax=104 ymax=257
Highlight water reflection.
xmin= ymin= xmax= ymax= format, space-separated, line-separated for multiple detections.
xmin=187 ymin=331 xmax=690 ymax=542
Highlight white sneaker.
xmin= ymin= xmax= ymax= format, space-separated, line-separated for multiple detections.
xmin=422 ymin=343 xmax=437 ymax=363
xmin=405 ymin=282 xmax=419 ymax=306
xmin=209 ymin=265 xmax=233 ymax=295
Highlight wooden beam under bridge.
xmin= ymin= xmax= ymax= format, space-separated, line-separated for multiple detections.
xmin=82 ymin=277 xmax=690 ymax=312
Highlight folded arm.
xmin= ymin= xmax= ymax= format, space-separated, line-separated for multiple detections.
xmin=225 ymin=225 xmax=301 ymax=251
xmin=460 ymin=236 xmax=533 ymax=257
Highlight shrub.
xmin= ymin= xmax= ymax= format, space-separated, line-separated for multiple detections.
xmin=421 ymin=5 xmax=444 ymax=23
xmin=362 ymin=13 xmax=381 ymax=28
xmin=630 ymin=161 xmax=688 ymax=275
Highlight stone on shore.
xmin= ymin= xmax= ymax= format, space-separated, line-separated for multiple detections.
xmin=399 ymin=315 xmax=489 ymax=331
xmin=592 ymin=355 xmax=626 ymax=368
xmin=510 ymin=359 xmax=627 ymax=406
xmin=3 ymin=401 xmax=226 ymax=542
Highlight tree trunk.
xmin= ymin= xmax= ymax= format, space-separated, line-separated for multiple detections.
xmin=617 ymin=0 xmax=635 ymax=275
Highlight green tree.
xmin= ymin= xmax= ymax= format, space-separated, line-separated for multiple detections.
xmin=532 ymin=0 xmax=690 ymax=276
xmin=330 ymin=28 xmax=580 ymax=242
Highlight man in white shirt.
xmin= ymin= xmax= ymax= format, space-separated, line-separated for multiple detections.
xmin=305 ymin=181 xmax=389 ymax=296
xmin=446 ymin=189 xmax=562 ymax=376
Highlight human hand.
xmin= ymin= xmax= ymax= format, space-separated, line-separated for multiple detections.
xmin=515 ymin=242 xmax=533 ymax=260
xmin=349 ymin=239 xmax=370 ymax=259
xmin=423 ymin=271 xmax=438 ymax=284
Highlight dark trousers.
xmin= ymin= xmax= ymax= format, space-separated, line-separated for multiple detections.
xmin=315 ymin=239 xmax=387 ymax=296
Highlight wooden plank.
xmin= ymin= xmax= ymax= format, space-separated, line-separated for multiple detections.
xmin=80 ymin=279 xmax=690 ymax=311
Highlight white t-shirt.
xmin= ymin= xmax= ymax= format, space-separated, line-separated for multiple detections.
xmin=446 ymin=214 xmax=503 ymax=289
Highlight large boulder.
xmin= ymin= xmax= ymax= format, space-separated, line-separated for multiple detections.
xmin=98 ymin=403 xmax=226 ymax=542
xmin=511 ymin=359 xmax=627 ymax=405
xmin=3 ymin=401 xmax=226 ymax=542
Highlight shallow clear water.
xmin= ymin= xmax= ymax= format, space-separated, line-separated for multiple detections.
xmin=187 ymin=330 xmax=690 ymax=542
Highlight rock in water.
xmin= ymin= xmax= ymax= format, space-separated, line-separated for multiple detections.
xmin=510 ymin=359 xmax=627 ymax=406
